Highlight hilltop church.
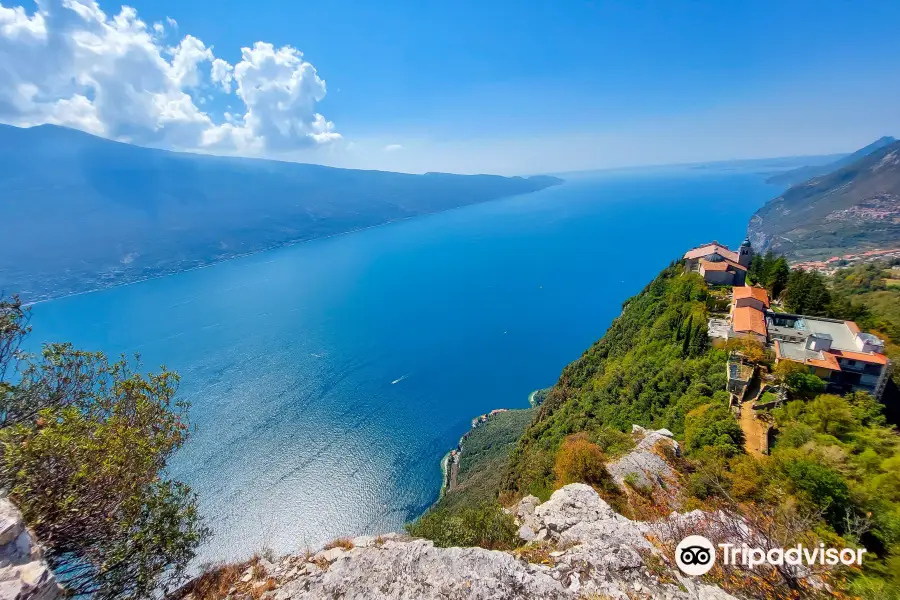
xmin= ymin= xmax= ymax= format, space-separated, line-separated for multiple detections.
xmin=683 ymin=239 xmax=754 ymax=286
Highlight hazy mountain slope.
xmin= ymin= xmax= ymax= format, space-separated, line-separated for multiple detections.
xmin=0 ymin=124 xmax=561 ymax=301
xmin=765 ymin=136 xmax=896 ymax=186
xmin=747 ymin=139 xmax=900 ymax=260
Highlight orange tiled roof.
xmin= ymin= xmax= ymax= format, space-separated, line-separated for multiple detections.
xmin=732 ymin=306 xmax=767 ymax=336
xmin=808 ymin=353 xmax=841 ymax=371
xmin=723 ymin=258 xmax=748 ymax=271
xmin=829 ymin=349 xmax=889 ymax=366
xmin=684 ymin=243 xmax=740 ymax=263
xmin=845 ymin=321 xmax=860 ymax=334
xmin=732 ymin=286 xmax=770 ymax=307
xmin=699 ymin=258 xmax=747 ymax=274
xmin=700 ymin=259 xmax=731 ymax=272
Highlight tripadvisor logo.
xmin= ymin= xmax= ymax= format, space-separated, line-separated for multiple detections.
xmin=675 ymin=535 xmax=867 ymax=576
xmin=676 ymin=535 xmax=716 ymax=576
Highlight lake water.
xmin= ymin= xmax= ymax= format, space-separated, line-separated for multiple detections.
xmin=27 ymin=166 xmax=779 ymax=564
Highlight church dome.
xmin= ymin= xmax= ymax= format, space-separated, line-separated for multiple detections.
xmin=741 ymin=238 xmax=752 ymax=248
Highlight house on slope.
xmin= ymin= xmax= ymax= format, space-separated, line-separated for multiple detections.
xmin=721 ymin=284 xmax=892 ymax=399
xmin=683 ymin=239 xmax=754 ymax=286
xmin=732 ymin=285 xmax=770 ymax=312
xmin=769 ymin=314 xmax=893 ymax=399
xmin=727 ymin=285 xmax=770 ymax=344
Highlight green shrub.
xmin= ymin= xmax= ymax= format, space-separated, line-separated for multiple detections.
xmin=0 ymin=297 xmax=208 ymax=600
xmin=406 ymin=504 xmax=518 ymax=550
xmin=684 ymin=403 xmax=744 ymax=457
xmin=782 ymin=458 xmax=851 ymax=531
xmin=784 ymin=372 xmax=826 ymax=400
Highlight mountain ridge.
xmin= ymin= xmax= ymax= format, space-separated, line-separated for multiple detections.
xmin=748 ymin=138 xmax=900 ymax=260
xmin=765 ymin=136 xmax=897 ymax=187
xmin=0 ymin=124 xmax=562 ymax=302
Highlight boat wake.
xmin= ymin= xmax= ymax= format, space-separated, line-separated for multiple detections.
xmin=391 ymin=374 xmax=410 ymax=385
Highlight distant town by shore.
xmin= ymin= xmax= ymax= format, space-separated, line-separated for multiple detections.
xmin=792 ymin=246 xmax=900 ymax=274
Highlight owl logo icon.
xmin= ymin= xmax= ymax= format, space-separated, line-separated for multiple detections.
xmin=675 ymin=535 xmax=716 ymax=576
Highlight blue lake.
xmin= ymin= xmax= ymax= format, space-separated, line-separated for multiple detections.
xmin=27 ymin=166 xmax=778 ymax=563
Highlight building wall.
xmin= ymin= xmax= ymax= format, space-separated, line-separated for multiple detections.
xmin=731 ymin=330 xmax=766 ymax=345
xmin=734 ymin=297 xmax=766 ymax=312
xmin=684 ymin=258 xmax=700 ymax=273
xmin=700 ymin=268 xmax=735 ymax=286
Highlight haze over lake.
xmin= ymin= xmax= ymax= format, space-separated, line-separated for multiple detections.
xmin=27 ymin=166 xmax=779 ymax=564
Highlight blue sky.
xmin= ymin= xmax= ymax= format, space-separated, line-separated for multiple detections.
xmin=3 ymin=0 xmax=899 ymax=173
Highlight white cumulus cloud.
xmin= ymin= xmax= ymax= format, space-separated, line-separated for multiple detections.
xmin=0 ymin=0 xmax=340 ymax=153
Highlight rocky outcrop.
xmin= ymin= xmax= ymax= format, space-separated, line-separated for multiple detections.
xmin=606 ymin=425 xmax=680 ymax=490
xmin=208 ymin=485 xmax=739 ymax=600
xmin=0 ymin=499 xmax=61 ymax=600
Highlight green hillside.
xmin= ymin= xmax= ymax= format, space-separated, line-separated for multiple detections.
xmin=408 ymin=263 xmax=900 ymax=598
xmin=765 ymin=136 xmax=896 ymax=187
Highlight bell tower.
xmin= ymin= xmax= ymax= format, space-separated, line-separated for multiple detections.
xmin=738 ymin=238 xmax=753 ymax=267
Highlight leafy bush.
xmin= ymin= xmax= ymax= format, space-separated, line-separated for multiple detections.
xmin=684 ymin=403 xmax=744 ymax=457
xmin=784 ymin=372 xmax=826 ymax=400
xmin=0 ymin=297 xmax=208 ymax=599
xmin=781 ymin=458 xmax=851 ymax=531
xmin=406 ymin=504 xmax=518 ymax=550
xmin=806 ymin=394 xmax=854 ymax=436
xmin=553 ymin=433 xmax=610 ymax=489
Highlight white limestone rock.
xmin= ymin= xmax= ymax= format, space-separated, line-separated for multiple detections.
xmin=267 ymin=485 xmax=740 ymax=600
xmin=275 ymin=539 xmax=571 ymax=600
xmin=607 ymin=425 xmax=681 ymax=490
xmin=0 ymin=499 xmax=61 ymax=600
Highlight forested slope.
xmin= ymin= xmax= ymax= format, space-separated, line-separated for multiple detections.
xmin=501 ymin=265 xmax=727 ymax=498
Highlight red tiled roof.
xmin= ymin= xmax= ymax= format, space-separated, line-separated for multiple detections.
xmin=700 ymin=259 xmax=731 ymax=272
xmin=722 ymin=258 xmax=748 ymax=271
xmin=684 ymin=243 xmax=740 ymax=263
xmin=808 ymin=353 xmax=841 ymax=371
xmin=699 ymin=258 xmax=747 ymax=274
xmin=733 ymin=286 xmax=770 ymax=307
xmin=845 ymin=321 xmax=860 ymax=334
xmin=732 ymin=306 xmax=767 ymax=336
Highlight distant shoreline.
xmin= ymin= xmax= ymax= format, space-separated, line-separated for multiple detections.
xmin=22 ymin=217 xmax=416 ymax=307
xmin=20 ymin=178 xmax=569 ymax=308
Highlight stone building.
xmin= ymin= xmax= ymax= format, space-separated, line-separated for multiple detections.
xmin=683 ymin=239 xmax=753 ymax=286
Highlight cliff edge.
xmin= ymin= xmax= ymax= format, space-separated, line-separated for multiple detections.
xmin=182 ymin=483 xmax=737 ymax=600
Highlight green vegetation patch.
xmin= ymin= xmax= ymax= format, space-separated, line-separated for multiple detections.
xmin=407 ymin=408 xmax=536 ymax=548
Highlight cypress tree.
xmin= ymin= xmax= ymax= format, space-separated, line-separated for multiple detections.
xmin=682 ymin=314 xmax=694 ymax=355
